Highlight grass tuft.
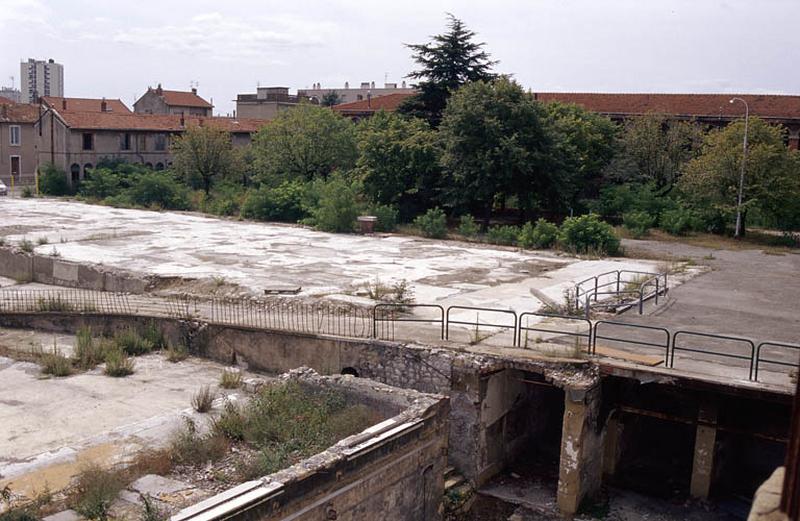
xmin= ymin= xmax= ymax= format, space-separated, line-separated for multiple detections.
xmin=69 ymin=464 xmax=124 ymax=521
xmin=165 ymin=342 xmax=189 ymax=363
xmin=104 ymin=344 xmax=135 ymax=377
xmin=113 ymin=328 xmax=154 ymax=356
xmin=219 ymin=369 xmax=242 ymax=389
xmin=38 ymin=340 xmax=73 ymax=377
xmin=191 ymin=385 xmax=215 ymax=413
xmin=73 ymin=326 xmax=107 ymax=370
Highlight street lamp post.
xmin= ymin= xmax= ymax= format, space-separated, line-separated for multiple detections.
xmin=730 ymin=97 xmax=749 ymax=238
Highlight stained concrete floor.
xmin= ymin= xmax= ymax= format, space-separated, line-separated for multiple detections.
xmin=0 ymin=327 xmax=256 ymax=500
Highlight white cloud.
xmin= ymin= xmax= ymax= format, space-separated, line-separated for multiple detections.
xmin=111 ymin=12 xmax=339 ymax=62
xmin=0 ymin=0 xmax=50 ymax=27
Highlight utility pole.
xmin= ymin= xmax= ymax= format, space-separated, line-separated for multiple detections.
xmin=729 ymin=97 xmax=749 ymax=238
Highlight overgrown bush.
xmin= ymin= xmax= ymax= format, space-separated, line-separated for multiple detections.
xmin=18 ymin=238 xmax=34 ymax=253
xmin=39 ymin=342 xmax=73 ymax=377
xmin=21 ymin=186 xmax=33 ymax=198
xmin=205 ymin=183 xmax=246 ymax=217
xmin=73 ymin=327 xmax=106 ymax=370
xmin=113 ymin=328 xmax=154 ymax=356
xmin=70 ymin=465 xmax=124 ymax=521
xmin=486 ymin=225 xmax=519 ymax=246
xmin=413 ymin=207 xmax=447 ymax=239
xmin=141 ymin=322 xmax=166 ymax=350
xmin=240 ymin=180 xmax=307 ymax=222
xmin=165 ymin=343 xmax=189 ymax=363
xmin=659 ymin=207 xmax=699 ymax=236
xmin=219 ymin=369 xmax=243 ymax=389
xmin=369 ymin=204 xmax=399 ymax=232
xmin=457 ymin=215 xmax=479 ymax=238
xmin=168 ymin=418 xmax=228 ymax=466
xmin=79 ymin=169 xmax=122 ymax=199
xmin=39 ymin=164 xmax=73 ymax=196
xmin=622 ymin=211 xmax=656 ymax=238
xmin=304 ymin=175 xmax=361 ymax=233
xmin=518 ymin=218 xmax=559 ymax=249
xmin=558 ymin=214 xmax=620 ymax=255
xmin=104 ymin=345 xmax=134 ymax=377
xmin=125 ymin=172 xmax=190 ymax=210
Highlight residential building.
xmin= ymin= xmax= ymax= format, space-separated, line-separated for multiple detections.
xmin=42 ymin=96 xmax=131 ymax=113
xmin=20 ymin=58 xmax=64 ymax=103
xmin=533 ymin=92 xmax=800 ymax=149
xmin=332 ymin=93 xmax=414 ymax=120
xmin=298 ymin=81 xmax=415 ymax=106
xmin=0 ymin=87 xmax=21 ymax=103
xmin=235 ymin=87 xmax=313 ymax=120
xmin=36 ymin=107 xmax=266 ymax=186
xmin=0 ymin=100 xmax=39 ymax=186
xmin=134 ymin=85 xmax=213 ymax=117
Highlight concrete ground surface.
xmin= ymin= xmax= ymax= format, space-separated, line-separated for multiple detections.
xmin=0 ymin=327 xmax=257 ymax=500
xmin=0 ymin=198 xmax=667 ymax=310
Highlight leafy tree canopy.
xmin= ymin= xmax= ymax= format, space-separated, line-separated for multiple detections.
xmin=399 ymin=14 xmax=497 ymax=126
xmin=252 ymin=104 xmax=357 ymax=186
xmin=171 ymin=125 xmax=240 ymax=194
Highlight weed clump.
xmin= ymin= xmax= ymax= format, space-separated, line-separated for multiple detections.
xmin=169 ymin=417 xmax=228 ymax=466
xmin=73 ymin=326 xmax=107 ymax=370
xmin=219 ymin=369 xmax=242 ymax=389
xmin=413 ymin=207 xmax=448 ymax=239
xmin=165 ymin=343 xmax=189 ymax=363
xmin=113 ymin=328 xmax=154 ymax=356
xmin=39 ymin=341 xmax=73 ymax=377
xmin=104 ymin=345 xmax=135 ymax=377
xmin=191 ymin=385 xmax=215 ymax=413
xmin=70 ymin=465 xmax=124 ymax=521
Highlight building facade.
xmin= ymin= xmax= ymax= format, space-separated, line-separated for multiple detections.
xmin=298 ymin=81 xmax=415 ymax=106
xmin=0 ymin=87 xmax=22 ymax=103
xmin=0 ymin=101 xmax=39 ymax=186
xmin=20 ymin=58 xmax=64 ymax=104
xmin=134 ymin=85 xmax=213 ymax=117
xmin=235 ymin=87 xmax=312 ymax=119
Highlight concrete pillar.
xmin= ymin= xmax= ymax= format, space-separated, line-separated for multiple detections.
xmin=602 ymin=413 xmax=622 ymax=478
xmin=690 ymin=402 xmax=719 ymax=499
xmin=557 ymin=383 xmax=602 ymax=517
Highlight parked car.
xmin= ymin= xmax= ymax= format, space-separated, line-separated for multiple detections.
xmin=0 ymin=180 xmax=7 ymax=196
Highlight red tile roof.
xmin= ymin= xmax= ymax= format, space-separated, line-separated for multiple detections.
xmin=57 ymin=111 xmax=266 ymax=133
xmin=0 ymin=96 xmax=16 ymax=105
xmin=42 ymin=96 xmax=132 ymax=113
xmin=0 ymin=103 xmax=39 ymax=123
xmin=534 ymin=93 xmax=800 ymax=120
xmin=160 ymin=89 xmax=213 ymax=108
xmin=332 ymin=93 xmax=414 ymax=114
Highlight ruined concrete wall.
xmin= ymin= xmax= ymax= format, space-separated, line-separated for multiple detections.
xmin=0 ymin=247 xmax=151 ymax=293
xmin=175 ymin=368 xmax=450 ymax=521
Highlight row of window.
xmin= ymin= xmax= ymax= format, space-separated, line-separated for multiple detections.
xmin=81 ymin=132 xmax=168 ymax=152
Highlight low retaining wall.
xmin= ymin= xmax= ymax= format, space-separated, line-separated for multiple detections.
xmin=0 ymin=247 xmax=152 ymax=293
xmin=172 ymin=368 xmax=449 ymax=521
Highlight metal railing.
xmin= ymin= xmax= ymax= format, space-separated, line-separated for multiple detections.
xmin=1 ymin=288 xmax=797 ymax=384
xmin=575 ymin=270 xmax=668 ymax=318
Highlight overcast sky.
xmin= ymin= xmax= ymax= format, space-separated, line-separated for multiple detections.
xmin=1 ymin=0 xmax=797 ymax=115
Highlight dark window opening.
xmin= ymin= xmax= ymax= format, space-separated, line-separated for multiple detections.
xmin=82 ymin=133 xmax=94 ymax=151
xmin=83 ymin=164 xmax=93 ymax=178
xmin=155 ymin=133 xmax=166 ymax=151
xmin=155 ymin=162 xmax=164 ymax=171
xmin=70 ymin=163 xmax=80 ymax=184
xmin=340 ymin=367 xmax=359 ymax=377
xmin=120 ymin=133 xmax=131 ymax=150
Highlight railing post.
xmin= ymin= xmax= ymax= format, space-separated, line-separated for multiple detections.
xmin=616 ymin=271 xmax=621 ymax=294
xmin=594 ymin=277 xmax=599 ymax=302
xmin=655 ymin=278 xmax=659 ymax=305
xmin=372 ymin=306 xmax=378 ymax=339
xmin=639 ymin=289 xmax=644 ymax=314
xmin=585 ymin=294 xmax=591 ymax=319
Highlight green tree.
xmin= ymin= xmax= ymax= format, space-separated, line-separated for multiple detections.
xmin=398 ymin=14 xmax=496 ymax=127
xmin=605 ymin=113 xmax=704 ymax=192
xmin=439 ymin=77 xmax=551 ymax=227
xmin=171 ymin=125 xmax=239 ymax=194
xmin=252 ymin=104 xmax=357 ymax=185
xmin=543 ymin=102 xmax=618 ymax=205
xmin=320 ymin=91 xmax=342 ymax=107
xmin=680 ymin=117 xmax=800 ymax=234
xmin=354 ymin=111 xmax=441 ymax=220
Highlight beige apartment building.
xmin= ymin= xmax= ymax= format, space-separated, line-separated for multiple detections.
xmin=134 ymin=85 xmax=213 ymax=117
xmin=298 ymin=81 xmax=415 ymax=105
xmin=235 ymin=87 xmax=312 ymax=119
xmin=37 ymin=103 xmax=265 ymax=186
xmin=0 ymin=102 xmax=39 ymax=186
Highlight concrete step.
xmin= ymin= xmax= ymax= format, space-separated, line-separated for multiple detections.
xmin=445 ymin=474 xmax=466 ymax=490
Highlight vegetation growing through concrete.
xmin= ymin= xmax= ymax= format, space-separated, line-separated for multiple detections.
xmin=37 ymin=341 xmax=73 ymax=377
xmin=103 ymin=344 xmax=135 ymax=377
xmin=219 ymin=369 xmax=242 ymax=389
xmin=191 ymin=385 xmax=215 ymax=412
xmin=70 ymin=465 xmax=125 ymax=521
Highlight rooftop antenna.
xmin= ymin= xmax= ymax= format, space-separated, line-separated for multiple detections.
xmin=189 ymin=80 xmax=199 ymax=90
xmin=9 ymin=76 xmax=14 ymax=89
xmin=384 ymin=72 xmax=388 ymax=84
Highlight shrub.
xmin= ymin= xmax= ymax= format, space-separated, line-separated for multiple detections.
xmin=125 ymin=172 xmax=190 ymax=210
xmin=558 ymin=214 xmax=620 ymax=255
xmin=660 ymin=207 xmax=699 ymax=236
xmin=168 ymin=418 xmax=228 ymax=466
xmin=39 ymin=342 xmax=73 ymax=377
xmin=18 ymin=238 xmax=34 ymax=253
xmin=219 ymin=369 xmax=242 ymax=389
xmin=21 ymin=186 xmax=33 ymax=198
xmin=36 ymin=237 xmax=48 ymax=246
xmin=104 ymin=345 xmax=135 ymax=377
xmin=413 ymin=207 xmax=447 ymax=239
xmin=623 ymin=211 xmax=656 ymax=238
xmin=192 ymin=385 xmax=215 ymax=413
xmin=211 ymin=400 xmax=247 ymax=441
xmin=369 ymin=204 xmax=399 ymax=232
xmin=114 ymin=328 xmax=154 ymax=356
xmin=165 ymin=343 xmax=189 ymax=363
xmin=79 ymin=168 xmax=121 ymax=199
xmin=206 ymin=183 xmax=246 ymax=217
xmin=518 ymin=218 xmax=559 ymax=249
xmin=304 ymin=176 xmax=361 ymax=233
xmin=457 ymin=215 xmax=479 ymax=238
xmin=73 ymin=327 xmax=106 ymax=370
xmin=486 ymin=225 xmax=519 ymax=246
xmin=39 ymin=164 xmax=73 ymax=196
xmin=70 ymin=465 xmax=124 ymax=521
xmin=241 ymin=180 xmax=307 ymax=222
xmin=141 ymin=322 xmax=166 ymax=350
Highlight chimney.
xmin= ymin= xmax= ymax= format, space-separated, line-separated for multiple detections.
xmin=191 ymin=87 xmax=197 ymax=95
xmin=345 ymin=81 xmax=349 ymax=89
xmin=402 ymin=80 xmax=406 ymax=88
xmin=62 ymin=99 xmax=67 ymax=110
xmin=156 ymin=83 xmax=163 ymax=95
xmin=371 ymin=81 xmax=375 ymax=89
xmin=1 ymin=105 xmax=7 ymax=119
xmin=367 ymin=92 xmax=371 ymax=108
xmin=180 ymin=112 xmax=185 ymax=127
xmin=101 ymin=98 xmax=107 ymax=112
